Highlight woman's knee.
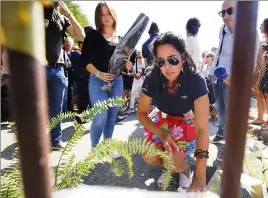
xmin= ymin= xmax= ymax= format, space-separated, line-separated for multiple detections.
xmin=142 ymin=153 xmax=163 ymax=166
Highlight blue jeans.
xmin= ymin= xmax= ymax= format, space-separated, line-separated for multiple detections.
xmin=89 ymin=74 xmax=123 ymax=147
xmin=63 ymin=80 xmax=68 ymax=113
xmin=214 ymin=80 xmax=229 ymax=138
xmin=46 ymin=66 xmax=67 ymax=145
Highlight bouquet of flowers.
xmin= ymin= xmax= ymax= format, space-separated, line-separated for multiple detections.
xmin=101 ymin=13 xmax=151 ymax=91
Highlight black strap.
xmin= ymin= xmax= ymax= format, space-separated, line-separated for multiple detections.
xmin=135 ymin=57 xmax=138 ymax=74
xmin=216 ymin=25 xmax=226 ymax=67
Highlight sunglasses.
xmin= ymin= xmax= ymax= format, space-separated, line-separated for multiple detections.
xmin=155 ymin=55 xmax=180 ymax=68
xmin=218 ymin=7 xmax=233 ymax=17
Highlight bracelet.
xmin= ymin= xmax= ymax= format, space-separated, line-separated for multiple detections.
xmin=96 ymin=71 xmax=100 ymax=78
xmin=67 ymin=12 xmax=71 ymax=18
xmin=194 ymin=149 xmax=209 ymax=159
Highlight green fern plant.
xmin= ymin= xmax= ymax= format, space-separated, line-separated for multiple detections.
xmin=1 ymin=96 xmax=174 ymax=197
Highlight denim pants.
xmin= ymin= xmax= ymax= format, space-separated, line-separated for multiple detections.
xmin=89 ymin=74 xmax=123 ymax=147
xmin=214 ymin=80 xmax=229 ymax=138
xmin=63 ymin=80 xmax=68 ymax=113
xmin=46 ymin=66 xmax=67 ymax=145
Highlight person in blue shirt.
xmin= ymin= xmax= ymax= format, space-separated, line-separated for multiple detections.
xmin=142 ymin=22 xmax=159 ymax=67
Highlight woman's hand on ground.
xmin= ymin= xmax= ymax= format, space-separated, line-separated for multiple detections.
xmin=163 ymin=135 xmax=179 ymax=156
xmin=98 ymin=72 xmax=114 ymax=82
xmin=187 ymin=176 xmax=206 ymax=192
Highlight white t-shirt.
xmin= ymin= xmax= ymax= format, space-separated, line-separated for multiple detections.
xmin=185 ymin=36 xmax=202 ymax=68
xmin=134 ymin=63 xmax=145 ymax=80
xmin=202 ymin=64 xmax=215 ymax=78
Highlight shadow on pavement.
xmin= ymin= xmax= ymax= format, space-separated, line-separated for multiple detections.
xmin=1 ymin=142 xmax=18 ymax=160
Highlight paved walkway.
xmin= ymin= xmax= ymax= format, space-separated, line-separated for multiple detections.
xmin=1 ymin=99 xmax=267 ymax=191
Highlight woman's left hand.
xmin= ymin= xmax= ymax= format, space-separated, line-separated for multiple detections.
xmin=187 ymin=176 xmax=206 ymax=192
xmin=125 ymin=59 xmax=133 ymax=70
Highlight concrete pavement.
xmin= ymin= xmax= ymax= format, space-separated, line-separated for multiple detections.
xmin=1 ymin=100 xmax=266 ymax=192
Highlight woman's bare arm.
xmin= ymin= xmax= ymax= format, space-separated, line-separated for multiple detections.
xmin=193 ymin=94 xmax=209 ymax=179
xmin=137 ymin=93 xmax=168 ymax=141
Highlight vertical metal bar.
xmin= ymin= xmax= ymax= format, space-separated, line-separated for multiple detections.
xmin=220 ymin=1 xmax=258 ymax=197
xmin=2 ymin=2 xmax=51 ymax=198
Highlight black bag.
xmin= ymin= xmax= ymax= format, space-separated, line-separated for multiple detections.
xmin=206 ymin=77 xmax=216 ymax=105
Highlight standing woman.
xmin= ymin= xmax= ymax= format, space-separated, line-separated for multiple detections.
xmin=82 ymin=2 xmax=132 ymax=149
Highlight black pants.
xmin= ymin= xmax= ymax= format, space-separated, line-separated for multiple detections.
xmin=76 ymin=74 xmax=91 ymax=113
xmin=67 ymin=69 xmax=75 ymax=111
xmin=1 ymin=74 xmax=12 ymax=122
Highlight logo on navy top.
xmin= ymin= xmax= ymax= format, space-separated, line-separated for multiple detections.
xmin=181 ymin=95 xmax=188 ymax=99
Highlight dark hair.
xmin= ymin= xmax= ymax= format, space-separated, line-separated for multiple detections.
xmin=149 ymin=32 xmax=197 ymax=94
xmin=264 ymin=18 xmax=268 ymax=34
xmin=186 ymin=17 xmax=201 ymax=36
xmin=148 ymin=22 xmax=159 ymax=35
xmin=95 ymin=1 xmax=117 ymax=33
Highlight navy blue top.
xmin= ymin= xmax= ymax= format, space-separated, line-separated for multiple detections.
xmin=142 ymin=69 xmax=208 ymax=116
xmin=142 ymin=33 xmax=159 ymax=65
xmin=68 ymin=50 xmax=81 ymax=72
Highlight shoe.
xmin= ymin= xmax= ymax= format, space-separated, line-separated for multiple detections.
xmin=112 ymin=152 xmax=121 ymax=159
xmin=210 ymin=135 xmax=225 ymax=143
xmin=116 ymin=115 xmax=127 ymax=123
xmin=126 ymin=108 xmax=135 ymax=114
xmin=52 ymin=142 xmax=65 ymax=150
xmin=179 ymin=168 xmax=192 ymax=189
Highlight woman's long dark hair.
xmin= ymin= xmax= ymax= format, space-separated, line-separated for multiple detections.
xmin=148 ymin=31 xmax=197 ymax=95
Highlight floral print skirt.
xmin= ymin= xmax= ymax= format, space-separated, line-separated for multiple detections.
xmin=144 ymin=111 xmax=196 ymax=156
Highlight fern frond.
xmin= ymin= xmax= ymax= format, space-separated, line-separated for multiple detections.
xmin=79 ymin=97 xmax=127 ymax=121
xmin=54 ymin=121 xmax=86 ymax=188
xmin=54 ymin=138 xmax=173 ymax=191
xmin=111 ymin=159 xmax=125 ymax=177
xmin=49 ymin=111 xmax=78 ymax=131
xmin=1 ymin=148 xmax=24 ymax=198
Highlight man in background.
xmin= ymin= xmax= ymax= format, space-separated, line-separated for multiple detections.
xmin=45 ymin=1 xmax=85 ymax=149
xmin=142 ymin=22 xmax=159 ymax=67
xmin=211 ymin=1 xmax=259 ymax=162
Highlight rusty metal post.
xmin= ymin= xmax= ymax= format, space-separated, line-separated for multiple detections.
xmin=220 ymin=1 xmax=258 ymax=197
xmin=2 ymin=2 xmax=52 ymax=198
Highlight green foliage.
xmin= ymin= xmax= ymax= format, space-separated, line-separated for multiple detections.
xmin=64 ymin=1 xmax=89 ymax=45
xmin=65 ymin=1 xmax=88 ymax=28
xmin=1 ymin=96 xmax=174 ymax=197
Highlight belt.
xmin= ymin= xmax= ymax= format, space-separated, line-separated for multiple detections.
xmin=47 ymin=62 xmax=65 ymax=67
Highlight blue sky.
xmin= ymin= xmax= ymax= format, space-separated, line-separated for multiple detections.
xmin=76 ymin=1 xmax=268 ymax=51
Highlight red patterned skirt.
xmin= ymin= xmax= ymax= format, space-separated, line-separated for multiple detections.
xmin=144 ymin=111 xmax=197 ymax=155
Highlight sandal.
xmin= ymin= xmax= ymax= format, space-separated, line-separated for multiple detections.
xmin=251 ymin=119 xmax=265 ymax=126
xmin=157 ymin=168 xmax=192 ymax=190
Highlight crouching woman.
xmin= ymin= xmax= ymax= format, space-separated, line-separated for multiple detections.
xmin=137 ymin=32 xmax=209 ymax=192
